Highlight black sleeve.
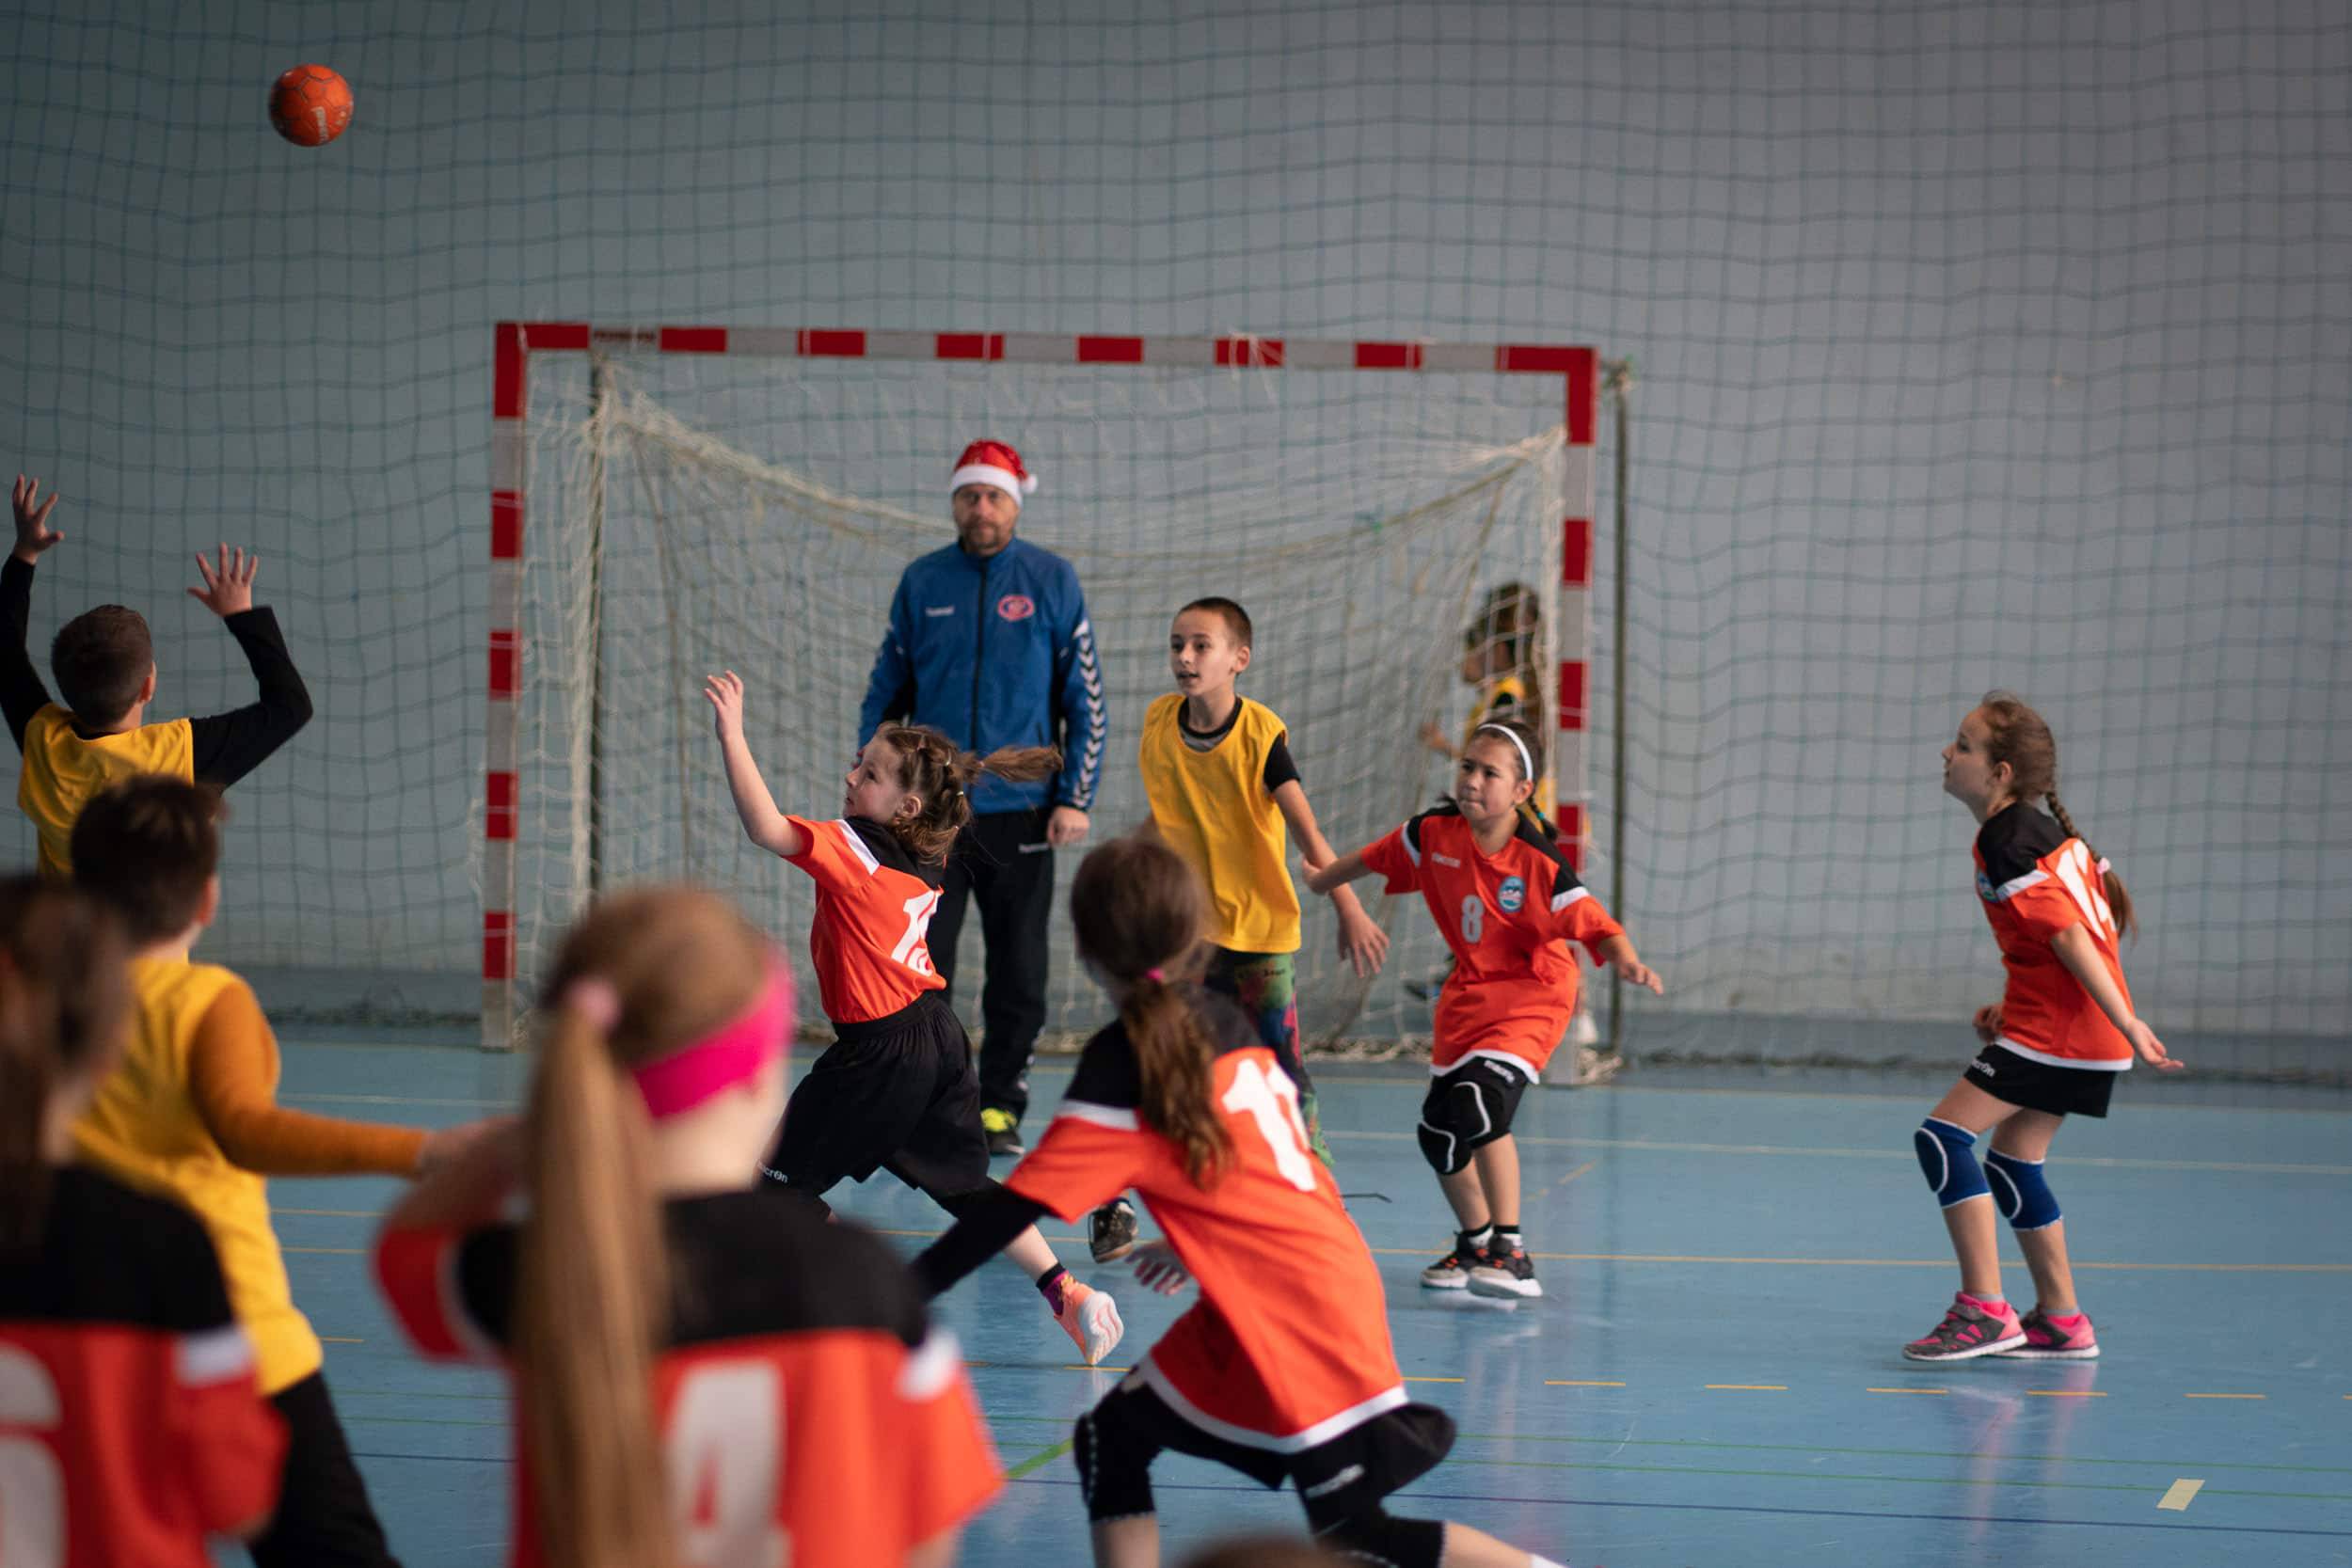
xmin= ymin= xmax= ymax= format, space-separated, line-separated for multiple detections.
xmin=1262 ymin=731 xmax=1300 ymax=793
xmin=452 ymin=1225 xmax=520 ymax=1346
xmin=0 ymin=556 xmax=55 ymax=751
xmin=186 ymin=608 xmax=313 ymax=787
xmin=910 ymin=1185 xmax=1051 ymax=1300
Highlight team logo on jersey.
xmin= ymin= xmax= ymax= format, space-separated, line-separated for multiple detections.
xmin=1975 ymin=870 xmax=1995 ymax=901
xmin=1497 ymin=875 xmax=1526 ymax=912
xmin=996 ymin=594 xmax=1036 ymax=622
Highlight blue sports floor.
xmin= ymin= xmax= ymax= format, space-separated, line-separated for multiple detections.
xmin=270 ymin=1043 xmax=2352 ymax=1568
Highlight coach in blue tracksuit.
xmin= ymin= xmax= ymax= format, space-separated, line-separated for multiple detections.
xmin=860 ymin=438 xmax=1107 ymax=1156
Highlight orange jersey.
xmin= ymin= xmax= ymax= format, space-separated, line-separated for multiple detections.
xmin=1008 ymin=994 xmax=1406 ymax=1449
xmin=784 ymin=816 xmax=948 ymax=1024
xmin=1360 ymin=803 xmax=1624 ymax=1077
xmin=1973 ymin=804 xmax=2134 ymax=1068
xmin=0 ymin=1166 xmax=287 ymax=1568
xmin=375 ymin=1188 xmax=999 ymax=1568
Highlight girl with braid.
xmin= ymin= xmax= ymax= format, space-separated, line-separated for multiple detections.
xmin=705 ymin=671 xmax=1123 ymax=1366
xmin=1905 ymin=691 xmax=2181 ymax=1362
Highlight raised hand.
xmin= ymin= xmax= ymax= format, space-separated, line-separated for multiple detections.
xmin=703 ymin=670 xmax=747 ymax=740
xmin=11 ymin=474 xmax=64 ymax=562
xmin=187 ymin=545 xmax=260 ymax=617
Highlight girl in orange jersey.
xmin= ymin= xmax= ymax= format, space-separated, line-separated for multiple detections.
xmin=0 ymin=877 xmax=285 ymax=1568
xmin=1311 ymin=720 xmax=1662 ymax=1301
xmin=913 ymin=838 xmax=1572 ymax=1568
xmin=1901 ymin=692 xmax=2181 ymax=1363
xmin=375 ymin=888 xmax=1000 ymax=1568
xmin=705 ymin=670 xmax=1123 ymax=1365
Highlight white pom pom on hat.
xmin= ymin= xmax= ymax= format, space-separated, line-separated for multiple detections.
xmin=949 ymin=438 xmax=1039 ymax=501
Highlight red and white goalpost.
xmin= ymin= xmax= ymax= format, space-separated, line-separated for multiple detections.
xmin=483 ymin=324 xmax=1599 ymax=1052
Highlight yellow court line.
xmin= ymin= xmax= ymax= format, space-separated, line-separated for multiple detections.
xmin=868 ymin=1228 xmax=2352 ymax=1275
xmin=2027 ymin=1389 xmax=2106 ymax=1398
xmin=2157 ymin=1479 xmax=2204 ymax=1512
xmin=321 ymin=1337 xmax=364 ymax=1344
xmin=1706 ymin=1384 xmax=1788 ymax=1391
xmin=1867 ymin=1387 xmax=1950 ymax=1395
xmin=1545 ymin=1380 xmax=1627 ymax=1387
xmin=1404 ymin=1375 xmax=1465 ymax=1384
xmin=2185 ymin=1393 xmax=2266 ymax=1400
xmin=1551 ymin=1161 xmax=1598 ymax=1188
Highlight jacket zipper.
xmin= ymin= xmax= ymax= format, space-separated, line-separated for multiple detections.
xmin=969 ymin=551 xmax=990 ymax=749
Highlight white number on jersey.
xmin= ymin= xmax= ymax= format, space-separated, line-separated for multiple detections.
xmin=1457 ymin=894 xmax=1484 ymax=946
xmin=890 ymin=890 xmax=942 ymax=975
xmin=0 ymin=1345 xmax=65 ymax=1568
xmin=1220 ymin=1056 xmax=1319 ymax=1193
xmin=2051 ymin=841 xmax=2115 ymax=938
xmin=669 ymin=1360 xmax=788 ymax=1568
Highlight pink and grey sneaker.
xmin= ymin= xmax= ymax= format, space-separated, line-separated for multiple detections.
xmin=1996 ymin=1307 xmax=2100 ymax=1360
xmin=1902 ymin=1292 xmax=2026 ymax=1361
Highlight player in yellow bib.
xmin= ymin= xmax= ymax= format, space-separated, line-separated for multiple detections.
xmin=6 ymin=473 xmax=311 ymax=878
xmin=1085 ymin=597 xmax=1390 ymax=1264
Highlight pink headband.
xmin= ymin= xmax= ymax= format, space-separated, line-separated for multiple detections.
xmin=570 ymin=965 xmax=795 ymax=1120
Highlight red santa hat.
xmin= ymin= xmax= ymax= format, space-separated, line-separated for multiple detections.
xmin=948 ymin=439 xmax=1039 ymax=503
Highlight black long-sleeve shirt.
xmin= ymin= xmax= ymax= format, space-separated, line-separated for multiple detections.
xmin=0 ymin=555 xmax=312 ymax=785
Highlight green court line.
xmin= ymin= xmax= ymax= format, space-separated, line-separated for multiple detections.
xmin=1004 ymin=1439 xmax=1074 ymax=1480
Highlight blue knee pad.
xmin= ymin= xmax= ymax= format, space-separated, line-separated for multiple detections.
xmin=1984 ymin=1149 xmax=2061 ymax=1230
xmin=1914 ymin=1117 xmax=1989 ymax=1208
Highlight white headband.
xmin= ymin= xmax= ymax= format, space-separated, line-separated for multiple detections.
xmin=1474 ymin=722 xmax=1535 ymax=781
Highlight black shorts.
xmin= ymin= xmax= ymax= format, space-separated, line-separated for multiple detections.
xmin=768 ymin=994 xmax=993 ymax=1203
xmin=1966 ymin=1043 xmax=2118 ymax=1119
xmin=1094 ymin=1377 xmax=1455 ymax=1530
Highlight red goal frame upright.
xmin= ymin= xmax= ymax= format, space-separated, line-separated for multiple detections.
xmin=484 ymin=324 xmax=1600 ymax=1051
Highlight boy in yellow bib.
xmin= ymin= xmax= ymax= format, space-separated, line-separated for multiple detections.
xmin=1087 ymin=596 xmax=1390 ymax=1263
xmin=66 ymin=776 xmax=485 ymax=1568
xmin=6 ymin=473 xmax=311 ymax=878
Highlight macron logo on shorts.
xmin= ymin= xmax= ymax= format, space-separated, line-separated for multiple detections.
xmin=1970 ymin=1057 xmax=1995 ymax=1078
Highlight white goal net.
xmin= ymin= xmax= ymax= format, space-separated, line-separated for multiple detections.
xmin=488 ymin=337 xmax=1586 ymax=1052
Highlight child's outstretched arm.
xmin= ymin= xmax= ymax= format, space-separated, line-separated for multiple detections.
xmin=704 ymin=671 xmax=808 ymax=859
xmin=1275 ymin=781 xmax=1390 ymax=977
xmin=1304 ymin=845 xmax=1374 ymax=897
xmin=2051 ymin=923 xmax=2181 ymax=1069
xmin=186 ymin=545 xmax=315 ymax=788
xmin=1592 ymin=932 xmax=1665 ymax=995
xmin=2 ymin=474 xmax=64 ymax=750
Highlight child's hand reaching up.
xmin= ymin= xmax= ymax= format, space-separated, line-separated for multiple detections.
xmin=187 ymin=545 xmax=260 ymax=617
xmin=704 ymin=670 xmax=747 ymax=740
xmin=11 ymin=474 xmax=64 ymax=563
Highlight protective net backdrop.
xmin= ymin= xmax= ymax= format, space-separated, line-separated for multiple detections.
xmin=0 ymin=2 xmax=2343 ymax=1075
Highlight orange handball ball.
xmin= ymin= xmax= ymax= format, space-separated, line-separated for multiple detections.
xmin=268 ymin=65 xmax=354 ymax=147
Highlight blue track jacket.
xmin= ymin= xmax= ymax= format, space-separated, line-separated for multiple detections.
xmin=859 ymin=536 xmax=1106 ymax=816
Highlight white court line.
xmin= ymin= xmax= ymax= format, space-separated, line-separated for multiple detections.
xmin=2157 ymin=1478 xmax=2204 ymax=1512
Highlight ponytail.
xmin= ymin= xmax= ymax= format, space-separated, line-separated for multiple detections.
xmin=0 ymin=967 xmax=53 ymax=1252
xmin=0 ymin=879 xmax=129 ymax=1254
xmin=1122 ymin=974 xmax=1234 ymax=1186
xmin=2045 ymin=790 xmax=2137 ymax=941
xmin=876 ymin=724 xmax=1062 ymax=864
xmin=1071 ymin=839 xmax=1233 ymax=1185
xmin=515 ymin=997 xmax=673 ymax=1568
